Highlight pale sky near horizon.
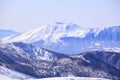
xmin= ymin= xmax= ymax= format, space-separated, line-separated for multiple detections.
xmin=0 ymin=0 xmax=120 ymax=32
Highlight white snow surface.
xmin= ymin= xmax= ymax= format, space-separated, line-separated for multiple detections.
xmin=0 ymin=74 xmax=14 ymax=80
xmin=30 ymin=77 xmax=111 ymax=80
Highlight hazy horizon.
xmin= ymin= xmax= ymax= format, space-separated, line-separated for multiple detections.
xmin=0 ymin=0 xmax=120 ymax=32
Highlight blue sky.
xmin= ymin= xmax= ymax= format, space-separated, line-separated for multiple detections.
xmin=0 ymin=0 xmax=120 ymax=32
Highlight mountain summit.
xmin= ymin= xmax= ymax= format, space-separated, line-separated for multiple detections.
xmin=1 ymin=22 xmax=120 ymax=54
xmin=1 ymin=22 xmax=83 ymax=43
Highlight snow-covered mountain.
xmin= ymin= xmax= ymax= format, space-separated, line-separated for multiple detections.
xmin=0 ymin=29 xmax=18 ymax=39
xmin=1 ymin=22 xmax=120 ymax=54
xmin=1 ymin=22 xmax=83 ymax=42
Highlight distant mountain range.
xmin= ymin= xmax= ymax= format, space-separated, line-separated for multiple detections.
xmin=1 ymin=22 xmax=120 ymax=54
xmin=0 ymin=42 xmax=120 ymax=80
xmin=0 ymin=29 xmax=18 ymax=39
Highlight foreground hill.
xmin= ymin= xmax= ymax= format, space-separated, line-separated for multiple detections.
xmin=0 ymin=42 xmax=120 ymax=80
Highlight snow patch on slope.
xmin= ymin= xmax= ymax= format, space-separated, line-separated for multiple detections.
xmin=104 ymin=47 xmax=120 ymax=52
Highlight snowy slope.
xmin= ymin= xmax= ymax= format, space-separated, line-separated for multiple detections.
xmin=0 ymin=76 xmax=110 ymax=80
xmin=1 ymin=22 xmax=120 ymax=54
xmin=36 ymin=77 xmax=111 ymax=80
xmin=0 ymin=66 xmax=33 ymax=80
xmin=0 ymin=74 xmax=14 ymax=80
